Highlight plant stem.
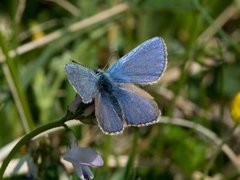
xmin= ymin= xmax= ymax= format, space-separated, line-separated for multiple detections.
xmin=203 ymin=123 xmax=239 ymax=177
xmin=0 ymin=30 xmax=34 ymax=132
xmin=124 ymin=129 xmax=139 ymax=180
xmin=194 ymin=0 xmax=240 ymax=53
xmin=0 ymin=99 xmax=92 ymax=178
xmin=0 ymin=112 xmax=70 ymax=178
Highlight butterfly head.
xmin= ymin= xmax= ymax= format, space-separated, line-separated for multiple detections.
xmin=94 ymin=69 xmax=104 ymax=75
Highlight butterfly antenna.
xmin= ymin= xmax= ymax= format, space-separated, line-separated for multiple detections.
xmin=70 ymin=59 xmax=80 ymax=64
xmin=102 ymin=49 xmax=118 ymax=71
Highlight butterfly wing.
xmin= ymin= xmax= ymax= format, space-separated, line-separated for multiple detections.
xmin=112 ymin=84 xmax=160 ymax=126
xmin=65 ymin=63 xmax=98 ymax=103
xmin=95 ymin=90 xmax=124 ymax=135
xmin=106 ymin=37 xmax=167 ymax=84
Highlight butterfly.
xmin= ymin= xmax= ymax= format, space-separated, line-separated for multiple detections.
xmin=65 ymin=37 xmax=167 ymax=135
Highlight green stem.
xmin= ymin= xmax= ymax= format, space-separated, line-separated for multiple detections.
xmin=0 ymin=99 xmax=92 ymax=178
xmin=203 ymin=123 xmax=239 ymax=178
xmin=0 ymin=30 xmax=34 ymax=132
xmin=194 ymin=0 xmax=240 ymax=53
xmin=124 ymin=130 xmax=139 ymax=180
xmin=0 ymin=112 xmax=70 ymax=178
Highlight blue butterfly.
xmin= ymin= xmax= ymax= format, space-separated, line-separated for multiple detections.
xmin=65 ymin=37 xmax=167 ymax=135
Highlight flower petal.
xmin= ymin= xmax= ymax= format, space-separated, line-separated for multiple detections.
xmin=72 ymin=162 xmax=85 ymax=180
xmin=231 ymin=92 xmax=240 ymax=122
xmin=63 ymin=147 xmax=103 ymax=167
xmin=68 ymin=95 xmax=82 ymax=113
xmin=27 ymin=156 xmax=38 ymax=178
xmin=82 ymin=166 xmax=94 ymax=179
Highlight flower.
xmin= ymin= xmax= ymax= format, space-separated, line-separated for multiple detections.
xmin=63 ymin=134 xmax=103 ymax=180
xmin=68 ymin=95 xmax=82 ymax=113
xmin=230 ymin=92 xmax=240 ymax=123
xmin=13 ymin=143 xmax=38 ymax=179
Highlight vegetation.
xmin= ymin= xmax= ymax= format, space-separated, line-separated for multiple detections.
xmin=0 ymin=0 xmax=240 ymax=179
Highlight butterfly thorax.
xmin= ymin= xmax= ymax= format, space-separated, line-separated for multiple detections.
xmin=97 ymin=73 xmax=113 ymax=93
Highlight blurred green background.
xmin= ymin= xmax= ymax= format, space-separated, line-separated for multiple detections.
xmin=0 ymin=0 xmax=240 ymax=179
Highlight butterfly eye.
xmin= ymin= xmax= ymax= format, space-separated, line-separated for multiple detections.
xmin=95 ymin=69 xmax=103 ymax=75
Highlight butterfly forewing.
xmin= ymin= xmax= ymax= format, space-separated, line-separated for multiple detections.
xmin=106 ymin=37 xmax=167 ymax=84
xmin=65 ymin=64 xmax=98 ymax=103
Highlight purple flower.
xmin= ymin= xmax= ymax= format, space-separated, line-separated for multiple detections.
xmin=63 ymin=142 xmax=103 ymax=180
xmin=68 ymin=95 xmax=82 ymax=113
xmin=13 ymin=153 xmax=38 ymax=179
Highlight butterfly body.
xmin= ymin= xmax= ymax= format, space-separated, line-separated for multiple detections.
xmin=66 ymin=37 xmax=167 ymax=134
xmin=98 ymin=73 xmax=124 ymax=120
xmin=97 ymin=73 xmax=113 ymax=93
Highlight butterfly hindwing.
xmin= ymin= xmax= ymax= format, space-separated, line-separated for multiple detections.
xmin=106 ymin=37 xmax=167 ymax=84
xmin=112 ymin=84 xmax=160 ymax=126
xmin=65 ymin=63 xmax=98 ymax=103
xmin=95 ymin=90 xmax=124 ymax=134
